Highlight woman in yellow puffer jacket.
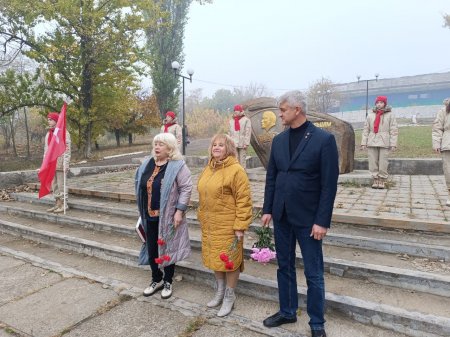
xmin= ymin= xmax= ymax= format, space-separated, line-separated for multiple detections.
xmin=197 ymin=134 xmax=253 ymax=317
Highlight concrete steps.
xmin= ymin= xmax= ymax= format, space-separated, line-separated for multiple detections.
xmin=3 ymin=197 xmax=450 ymax=296
xmin=24 ymin=183 xmax=450 ymax=234
xmin=0 ymin=233 xmax=411 ymax=337
xmin=1 ymin=203 xmax=449 ymax=298
xmin=1 ymin=195 xmax=450 ymax=336
xmin=1 ymin=220 xmax=449 ymax=336
xmin=9 ymin=193 xmax=450 ymax=261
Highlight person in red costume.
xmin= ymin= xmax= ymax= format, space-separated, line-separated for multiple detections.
xmin=43 ymin=112 xmax=71 ymax=212
xmin=161 ymin=111 xmax=183 ymax=151
xmin=361 ymin=96 xmax=398 ymax=189
xmin=228 ymin=104 xmax=252 ymax=169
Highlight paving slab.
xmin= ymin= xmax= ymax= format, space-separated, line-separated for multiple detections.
xmin=0 ymin=329 xmax=11 ymax=337
xmin=0 ymin=259 xmax=62 ymax=305
xmin=0 ymin=243 xmax=411 ymax=337
xmin=0 ymin=277 xmax=118 ymax=337
xmin=191 ymin=323 xmax=268 ymax=337
xmin=0 ymin=254 xmax=24 ymax=272
xmin=64 ymin=299 xmax=191 ymax=337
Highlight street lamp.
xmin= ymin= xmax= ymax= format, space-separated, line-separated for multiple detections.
xmin=171 ymin=61 xmax=194 ymax=155
xmin=357 ymin=73 xmax=379 ymax=118
xmin=317 ymin=89 xmax=331 ymax=113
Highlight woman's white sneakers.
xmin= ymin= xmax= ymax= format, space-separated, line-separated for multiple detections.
xmin=143 ymin=280 xmax=164 ymax=296
xmin=143 ymin=280 xmax=172 ymax=299
xmin=161 ymin=282 xmax=173 ymax=299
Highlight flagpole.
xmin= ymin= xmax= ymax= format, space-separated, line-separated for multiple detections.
xmin=63 ymin=159 xmax=66 ymax=215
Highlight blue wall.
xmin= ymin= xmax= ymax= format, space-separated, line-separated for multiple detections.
xmin=340 ymin=88 xmax=450 ymax=111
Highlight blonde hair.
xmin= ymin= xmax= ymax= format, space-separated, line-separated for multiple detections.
xmin=152 ymin=133 xmax=183 ymax=161
xmin=208 ymin=134 xmax=237 ymax=160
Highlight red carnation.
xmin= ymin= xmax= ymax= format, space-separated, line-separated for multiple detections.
xmin=225 ymin=261 xmax=234 ymax=270
xmin=157 ymin=238 xmax=165 ymax=246
xmin=162 ymin=255 xmax=171 ymax=261
xmin=219 ymin=252 xmax=229 ymax=262
xmin=155 ymin=257 xmax=163 ymax=264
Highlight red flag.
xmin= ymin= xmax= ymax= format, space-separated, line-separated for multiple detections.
xmin=38 ymin=102 xmax=68 ymax=198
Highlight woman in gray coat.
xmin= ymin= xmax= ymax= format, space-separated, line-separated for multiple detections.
xmin=135 ymin=132 xmax=193 ymax=299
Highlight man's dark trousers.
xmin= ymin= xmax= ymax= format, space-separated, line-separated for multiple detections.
xmin=274 ymin=209 xmax=325 ymax=330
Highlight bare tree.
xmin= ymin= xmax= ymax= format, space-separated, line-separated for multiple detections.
xmin=0 ymin=35 xmax=22 ymax=69
xmin=234 ymin=82 xmax=272 ymax=102
xmin=307 ymin=78 xmax=340 ymax=113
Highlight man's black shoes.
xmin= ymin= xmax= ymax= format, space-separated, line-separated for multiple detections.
xmin=263 ymin=312 xmax=297 ymax=327
xmin=311 ymin=329 xmax=327 ymax=337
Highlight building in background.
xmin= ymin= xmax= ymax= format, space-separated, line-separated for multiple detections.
xmin=333 ymin=72 xmax=450 ymax=124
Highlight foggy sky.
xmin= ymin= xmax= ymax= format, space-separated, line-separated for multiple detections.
xmin=182 ymin=0 xmax=450 ymax=97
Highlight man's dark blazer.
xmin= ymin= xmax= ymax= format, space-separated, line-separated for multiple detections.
xmin=262 ymin=122 xmax=339 ymax=228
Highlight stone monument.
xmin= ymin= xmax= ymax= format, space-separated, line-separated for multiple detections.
xmin=242 ymin=97 xmax=355 ymax=174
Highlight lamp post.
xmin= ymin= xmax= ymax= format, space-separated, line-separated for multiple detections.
xmin=171 ymin=61 xmax=194 ymax=155
xmin=357 ymin=73 xmax=379 ymax=118
xmin=317 ymin=89 xmax=331 ymax=113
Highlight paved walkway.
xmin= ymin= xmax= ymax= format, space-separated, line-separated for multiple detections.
xmin=61 ymin=168 xmax=450 ymax=223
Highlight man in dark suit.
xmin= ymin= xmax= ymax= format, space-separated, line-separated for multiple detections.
xmin=261 ymin=91 xmax=339 ymax=337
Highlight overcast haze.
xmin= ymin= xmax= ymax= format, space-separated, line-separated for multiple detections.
xmin=182 ymin=0 xmax=450 ymax=97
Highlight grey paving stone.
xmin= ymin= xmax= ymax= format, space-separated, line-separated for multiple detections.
xmin=0 ymin=277 xmax=118 ymax=337
xmin=0 ymin=262 xmax=62 ymax=305
xmin=192 ymin=324 xmax=266 ymax=337
xmin=64 ymin=298 xmax=191 ymax=337
xmin=0 ymin=255 xmax=24 ymax=272
xmin=360 ymin=200 xmax=381 ymax=206
xmin=350 ymin=205 xmax=368 ymax=210
xmin=411 ymin=203 xmax=427 ymax=209
xmin=0 ymin=329 xmax=9 ymax=337
xmin=412 ymin=209 xmax=429 ymax=215
xmin=362 ymin=205 xmax=378 ymax=211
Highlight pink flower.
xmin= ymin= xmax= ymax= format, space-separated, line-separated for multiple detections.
xmin=162 ymin=255 xmax=171 ymax=262
xmin=155 ymin=257 xmax=163 ymax=264
xmin=157 ymin=238 xmax=165 ymax=246
xmin=251 ymin=247 xmax=276 ymax=264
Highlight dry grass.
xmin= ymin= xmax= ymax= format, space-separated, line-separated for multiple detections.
xmin=178 ymin=316 xmax=208 ymax=337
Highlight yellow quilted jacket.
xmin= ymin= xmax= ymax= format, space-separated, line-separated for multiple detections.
xmin=197 ymin=156 xmax=253 ymax=272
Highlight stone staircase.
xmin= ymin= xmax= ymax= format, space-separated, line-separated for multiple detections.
xmin=1 ymin=188 xmax=450 ymax=337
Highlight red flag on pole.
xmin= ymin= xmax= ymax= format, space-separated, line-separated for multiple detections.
xmin=38 ymin=102 xmax=68 ymax=198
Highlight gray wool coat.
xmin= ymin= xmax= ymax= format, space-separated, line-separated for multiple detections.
xmin=135 ymin=158 xmax=193 ymax=267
